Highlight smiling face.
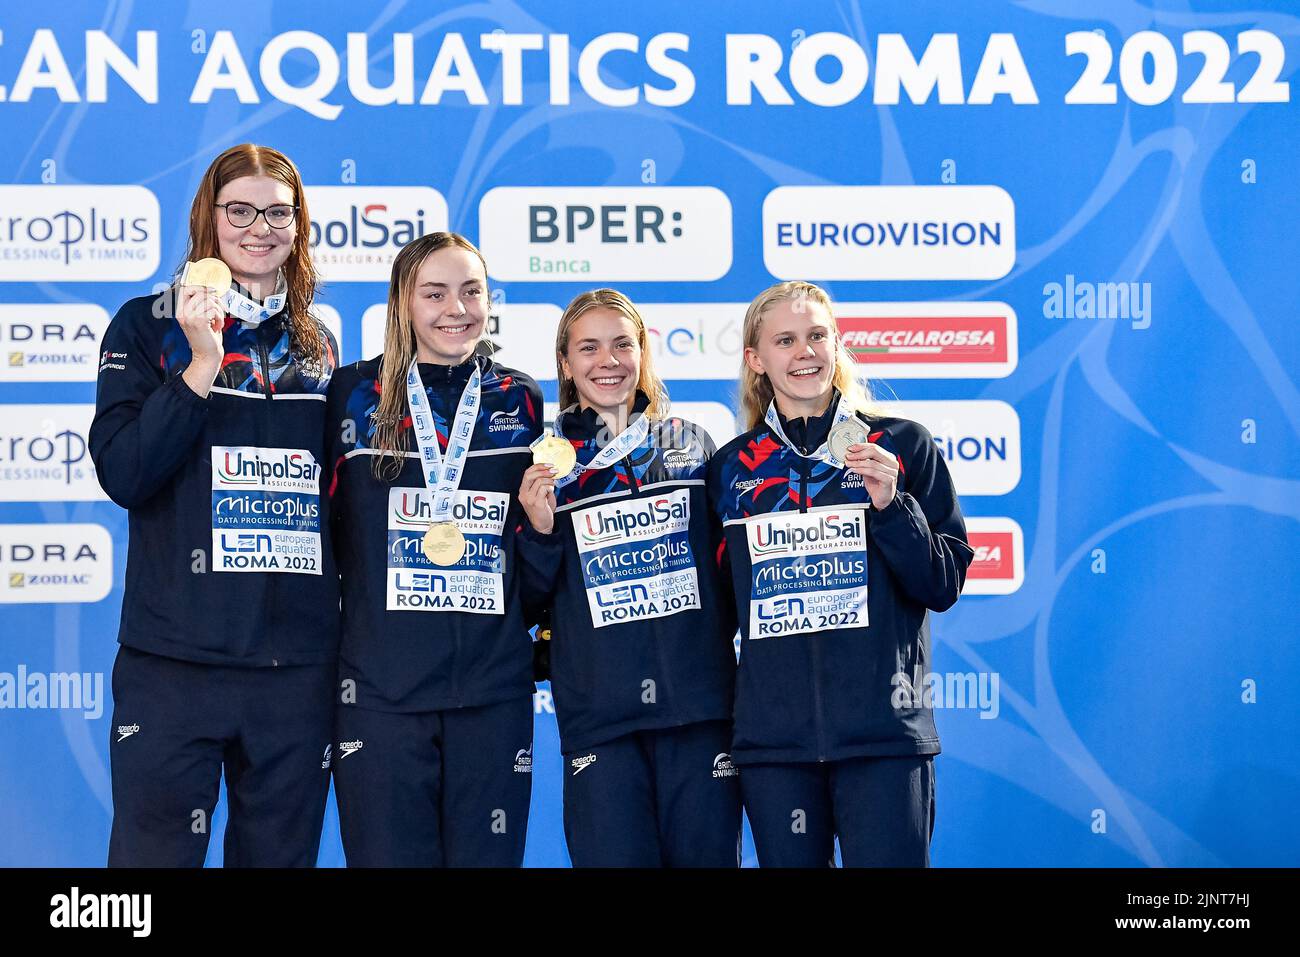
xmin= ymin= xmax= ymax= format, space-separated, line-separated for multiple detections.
xmin=408 ymin=245 xmax=488 ymax=365
xmin=213 ymin=174 xmax=296 ymax=295
xmin=560 ymin=307 xmax=642 ymax=418
xmin=743 ymin=298 xmax=837 ymax=419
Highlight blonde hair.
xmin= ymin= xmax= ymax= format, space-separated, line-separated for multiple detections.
xmin=370 ymin=232 xmax=489 ymax=481
xmin=739 ymin=280 xmax=877 ymax=431
xmin=555 ymin=288 xmax=669 ymax=419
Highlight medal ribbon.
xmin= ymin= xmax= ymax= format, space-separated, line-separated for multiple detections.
xmin=553 ymin=407 xmax=651 ymax=489
xmin=764 ymin=394 xmax=855 ymax=467
xmin=221 ymin=271 xmax=288 ymax=327
xmin=406 ymin=359 xmax=481 ymax=522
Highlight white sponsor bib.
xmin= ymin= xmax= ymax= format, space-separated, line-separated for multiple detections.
xmin=571 ymin=488 xmax=700 ymax=629
xmin=385 ymin=487 xmax=507 ymax=614
xmin=743 ymin=507 xmax=869 ymax=638
xmin=211 ymin=446 xmax=323 ymax=574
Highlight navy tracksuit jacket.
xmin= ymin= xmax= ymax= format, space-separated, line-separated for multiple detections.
xmin=517 ymin=393 xmax=741 ymax=867
xmin=324 ymin=354 xmax=543 ymax=866
xmin=89 ymin=291 xmax=340 ymax=867
xmin=707 ymin=391 xmax=973 ymax=866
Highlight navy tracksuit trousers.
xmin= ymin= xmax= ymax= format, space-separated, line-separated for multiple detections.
xmin=561 ymin=719 xmax=742 ymax=868
xmin=332 ymin=695 xmax=534 ymax=867
xmin=740 ymin=755 xmax=936 ymax=867
xmin=107 ymin=646 xmax=334 ymax=867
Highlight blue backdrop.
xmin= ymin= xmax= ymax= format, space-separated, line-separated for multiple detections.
xmin=1 ymin=0 xmax=1296 ymax=867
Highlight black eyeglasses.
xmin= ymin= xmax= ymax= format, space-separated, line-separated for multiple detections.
xmin=215 ymin=202 xmax=298 ymax=229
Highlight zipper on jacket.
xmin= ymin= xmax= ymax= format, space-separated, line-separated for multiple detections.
xmin=798 ymin=456 xmax=810 ymax=514
xmin=257 ymin=336 xmax=274 ymax=402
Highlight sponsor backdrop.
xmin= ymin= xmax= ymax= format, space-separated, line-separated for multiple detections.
xmin=0 ymin=2 xmax=1296 ymax=867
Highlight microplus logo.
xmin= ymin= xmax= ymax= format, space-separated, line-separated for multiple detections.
xmin=0 ymin=666 xmax=104 ymax=720
xmin=0 ymin=406 xmax=103 ymax=501
xmin=50 ymin=887 xmax=151 ymax=937
xmin=0 ymin=186 xmax=160 ymax=282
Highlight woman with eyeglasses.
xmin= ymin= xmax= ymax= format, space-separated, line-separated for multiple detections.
xmin=89 ymin=143 xmax=340 ymax=867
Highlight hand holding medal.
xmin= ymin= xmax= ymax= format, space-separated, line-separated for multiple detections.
xmin=840 ymin=429 xmax=900 ymax=510
xmin=176 ymin=258 xmax=231 ymax=371
xmin=521 ymin=430 xmax=573 ymax=535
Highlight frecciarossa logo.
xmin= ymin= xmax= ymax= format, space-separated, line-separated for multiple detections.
xmin=749 ymin=513 xmax=862 ymax=557
xmin=579 ymin=496 xmax=688 ymax=546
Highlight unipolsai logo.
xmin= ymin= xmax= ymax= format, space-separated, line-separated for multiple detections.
xmin=306 ymin=186 xmax=449 ymax=281
xmin=0 ymin=405 xmax=103 ymax=501
xmin=0 ymin=186 xmax=160 ymax=282
xmin=0 ymin=305 xmax=110 ymax=383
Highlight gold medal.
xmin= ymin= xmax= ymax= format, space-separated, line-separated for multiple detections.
xmin=422 ymin=521 xmax=466 ymax=565
xmin=531 ymin=432 xmax=577 ymax=479
xmin=828 ymin=419 xmax=870 ymax=463
xmin=182 ymin=258 xmax=232 ymax=291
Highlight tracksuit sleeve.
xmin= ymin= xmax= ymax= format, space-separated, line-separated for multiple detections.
xmin=88 ymin=301 xmax=210 ymax=510
xmin=868 ymin=422 xmax=975 ymax=613
xmin=517 ymin=518 xmax=564 ymax=612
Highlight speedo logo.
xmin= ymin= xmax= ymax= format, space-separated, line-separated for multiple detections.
xmin=338 ymin=739 xmax=364 ymax=758
xmin=570 ymin=753 xmax=597 ymax=775
xmin=712 ymin=753 xmax=738 ymax=778
xmin=115 ymin=723 xmax=139 ymax=742
xmin=488 ymin=407 xmax=527 ymax=433
xmin=733 ymin=477 xmax=763 ymax=493
xmin=579 ymin=496 xmax=688 ymax=545
xmin=514 ymin=746 xmax=533 ymax=773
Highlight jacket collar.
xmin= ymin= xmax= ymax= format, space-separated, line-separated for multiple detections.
xmin=558 ymin=390 xmax=651 ymax=444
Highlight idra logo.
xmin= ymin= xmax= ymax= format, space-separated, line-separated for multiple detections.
xmin=0 ymin=405 xmax=103 ymax=501
xmin=0 ymin=186 xmax=160 ymax=282
xmin=0 ymin=305 xmax=111 ymax=383
xmin=306 ymin=186 xmax=449 ymax=282
xmin=0 ymin=523 xmax=112 ymax=603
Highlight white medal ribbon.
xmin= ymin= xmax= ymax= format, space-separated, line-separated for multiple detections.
xmin=764 ymin=394 xmax=855 ymax=468
xmin=406 ymin=359 xmax=481 ymax=521
xmin=222 ymin=271 xmax=288 ymax=327
xmin=553 ymin=406 xmax=651 ymax=489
